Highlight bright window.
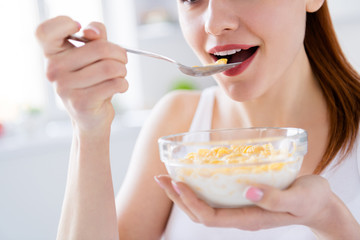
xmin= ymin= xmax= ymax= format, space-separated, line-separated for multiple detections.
xmin=0 ymin=0 xmax=139 ymax=128
xmin=0 ymin=0 xmax=104 ymax=124
xmin=0 ymin=0 xmax=44 ymax=122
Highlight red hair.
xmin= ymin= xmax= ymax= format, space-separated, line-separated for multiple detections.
xmin=304 ymin=2 xmax=360 ymax=173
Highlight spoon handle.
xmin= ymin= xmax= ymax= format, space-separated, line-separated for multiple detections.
xmin=67 ymin=35 xmax=177 ymax=64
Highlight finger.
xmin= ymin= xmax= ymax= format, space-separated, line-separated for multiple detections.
xmin=155 ymin=176 xmax=199 ymax=222
xmin=244 ymin=183 xmax=303 ymax=214
xmin=51 ymin=59 xmax=127 ymax=89
xmin=82 ymin=77 xmax=129 ymax=101
xmin=176 ymin=181 xmax=298 ymax=230
xmin=174 ymin=181 xmax=294 ymax=229
xmin=167 ymin=180 xmax=299 ymax=230
xmin=216 ymin=206 xmax=295 ymax=230
xmin=59 ymin=77 xmax=129 ymax=111
xmin=173 ymin=181 xmax=217 ymax=225
xmin=82 ymin=22 xmax=107 ymax=41
xmin=272 ymin=175 xmax=331 ymax=217
xmin=36 ymin=16 xmax=81 ymax=56
xmin=49 ymin=40 xmax=128 ymax=73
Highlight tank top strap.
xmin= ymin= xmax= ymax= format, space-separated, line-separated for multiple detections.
xmin=188 ymin=86 xmax=217 ymax=132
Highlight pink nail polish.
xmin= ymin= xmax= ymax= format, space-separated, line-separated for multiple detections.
xmin=75 ymin=21 xmax=81 ymax=30
xmin=244 ymin=186 xmax=264 ymax=202
xmin=85 ymin=25 xmax=100 ymax=35
xmin=171 ymin=181 xmax=181 ymax=195
xmin=154 ymin=176 xmax=165 ymax=189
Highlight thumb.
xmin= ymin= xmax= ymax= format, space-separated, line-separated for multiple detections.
xmin=82 ymin=22 xmax=107 ymax=41
xmin=244 ymin=185 xmax=295 ymax=213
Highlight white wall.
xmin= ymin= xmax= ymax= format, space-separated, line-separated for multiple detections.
xmin=329 ymin=0 xmax=360 ymax=72
xmin=0 ymin=123 xmax=141 ymax=240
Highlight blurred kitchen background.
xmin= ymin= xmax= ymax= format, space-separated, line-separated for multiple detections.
xmin=0 ymin=0 xmax=359 ymax=239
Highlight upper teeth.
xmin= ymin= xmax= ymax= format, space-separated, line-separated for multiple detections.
xmin=213 ymin=49 xmax=242 ymax=56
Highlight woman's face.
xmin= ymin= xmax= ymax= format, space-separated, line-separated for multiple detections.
xmin=177 ymin=0 xmax=321 ymax=101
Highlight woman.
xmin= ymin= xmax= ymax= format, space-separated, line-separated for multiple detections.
xmin=36 ymin=0 xmax=360 ymax=239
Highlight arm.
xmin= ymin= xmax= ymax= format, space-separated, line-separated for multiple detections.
xmin=310 ymin=192 xmax=360 ymax=240
xmin=57 ymin=127 xmax=118 ymax=240
xmin=36 ymin=17 xmax=128 ymax=239
xmin=115 ymin=90 xmax=201 ymax=239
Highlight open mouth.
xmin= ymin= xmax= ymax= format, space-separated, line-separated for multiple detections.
xmin=210 ymin=46 xmax=259 ymax=64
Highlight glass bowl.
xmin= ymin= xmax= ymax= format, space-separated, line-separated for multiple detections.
xmin=158 ymin=127 xmax=307 ymax=208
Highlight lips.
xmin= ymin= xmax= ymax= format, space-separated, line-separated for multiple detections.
xmin=208 ymin=44 xmax=259 ymax=76
xmin=209 ymin=45 xmax=258 ymax=64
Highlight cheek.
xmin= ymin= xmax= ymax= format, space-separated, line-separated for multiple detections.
xmin=256 ymin=2 xmax=307 ymax=53
xmin=179 ymin=14 xmax=206 ymax=59
xmin=250 ymin=2 xmax=307 ymax=74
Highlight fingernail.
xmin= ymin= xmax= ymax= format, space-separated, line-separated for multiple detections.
xmin=85 ymin=25 xmax=100 ymax=35
xmin=171 ymin=180 xmax=181 ymax=195
xmin=244 ymin=186 xmax=264 ymax=202
xmin=154 ymin=176 xmax=164 ymax=189
xmin=75 ymin=21 xmax=81 ymax=30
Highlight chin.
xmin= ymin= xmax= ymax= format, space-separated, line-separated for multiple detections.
xmin=218 ymin=81 xmax=264 ymax=102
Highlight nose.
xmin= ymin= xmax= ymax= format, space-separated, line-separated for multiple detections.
xmin=204 ymin=0 xmax=239 ymax=36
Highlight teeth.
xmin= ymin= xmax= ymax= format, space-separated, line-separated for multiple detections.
xmin=213 ymin=49 xmax=242 ymax=56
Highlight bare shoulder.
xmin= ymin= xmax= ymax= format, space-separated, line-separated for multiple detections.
xmin=144 ymin=89 xmax=202 ymax=136
xmin=116 ymin=89 xmax=202 ymax=238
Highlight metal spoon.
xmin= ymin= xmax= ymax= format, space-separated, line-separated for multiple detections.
xmin=67 ymin=35 xmax=242 ymax=77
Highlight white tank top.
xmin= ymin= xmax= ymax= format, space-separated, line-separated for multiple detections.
xmin=163 ymin=86 xmax=360 ymax=240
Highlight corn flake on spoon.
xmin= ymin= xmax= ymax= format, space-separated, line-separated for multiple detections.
xmin=68 ymin=35 xmax=242 ymax=77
